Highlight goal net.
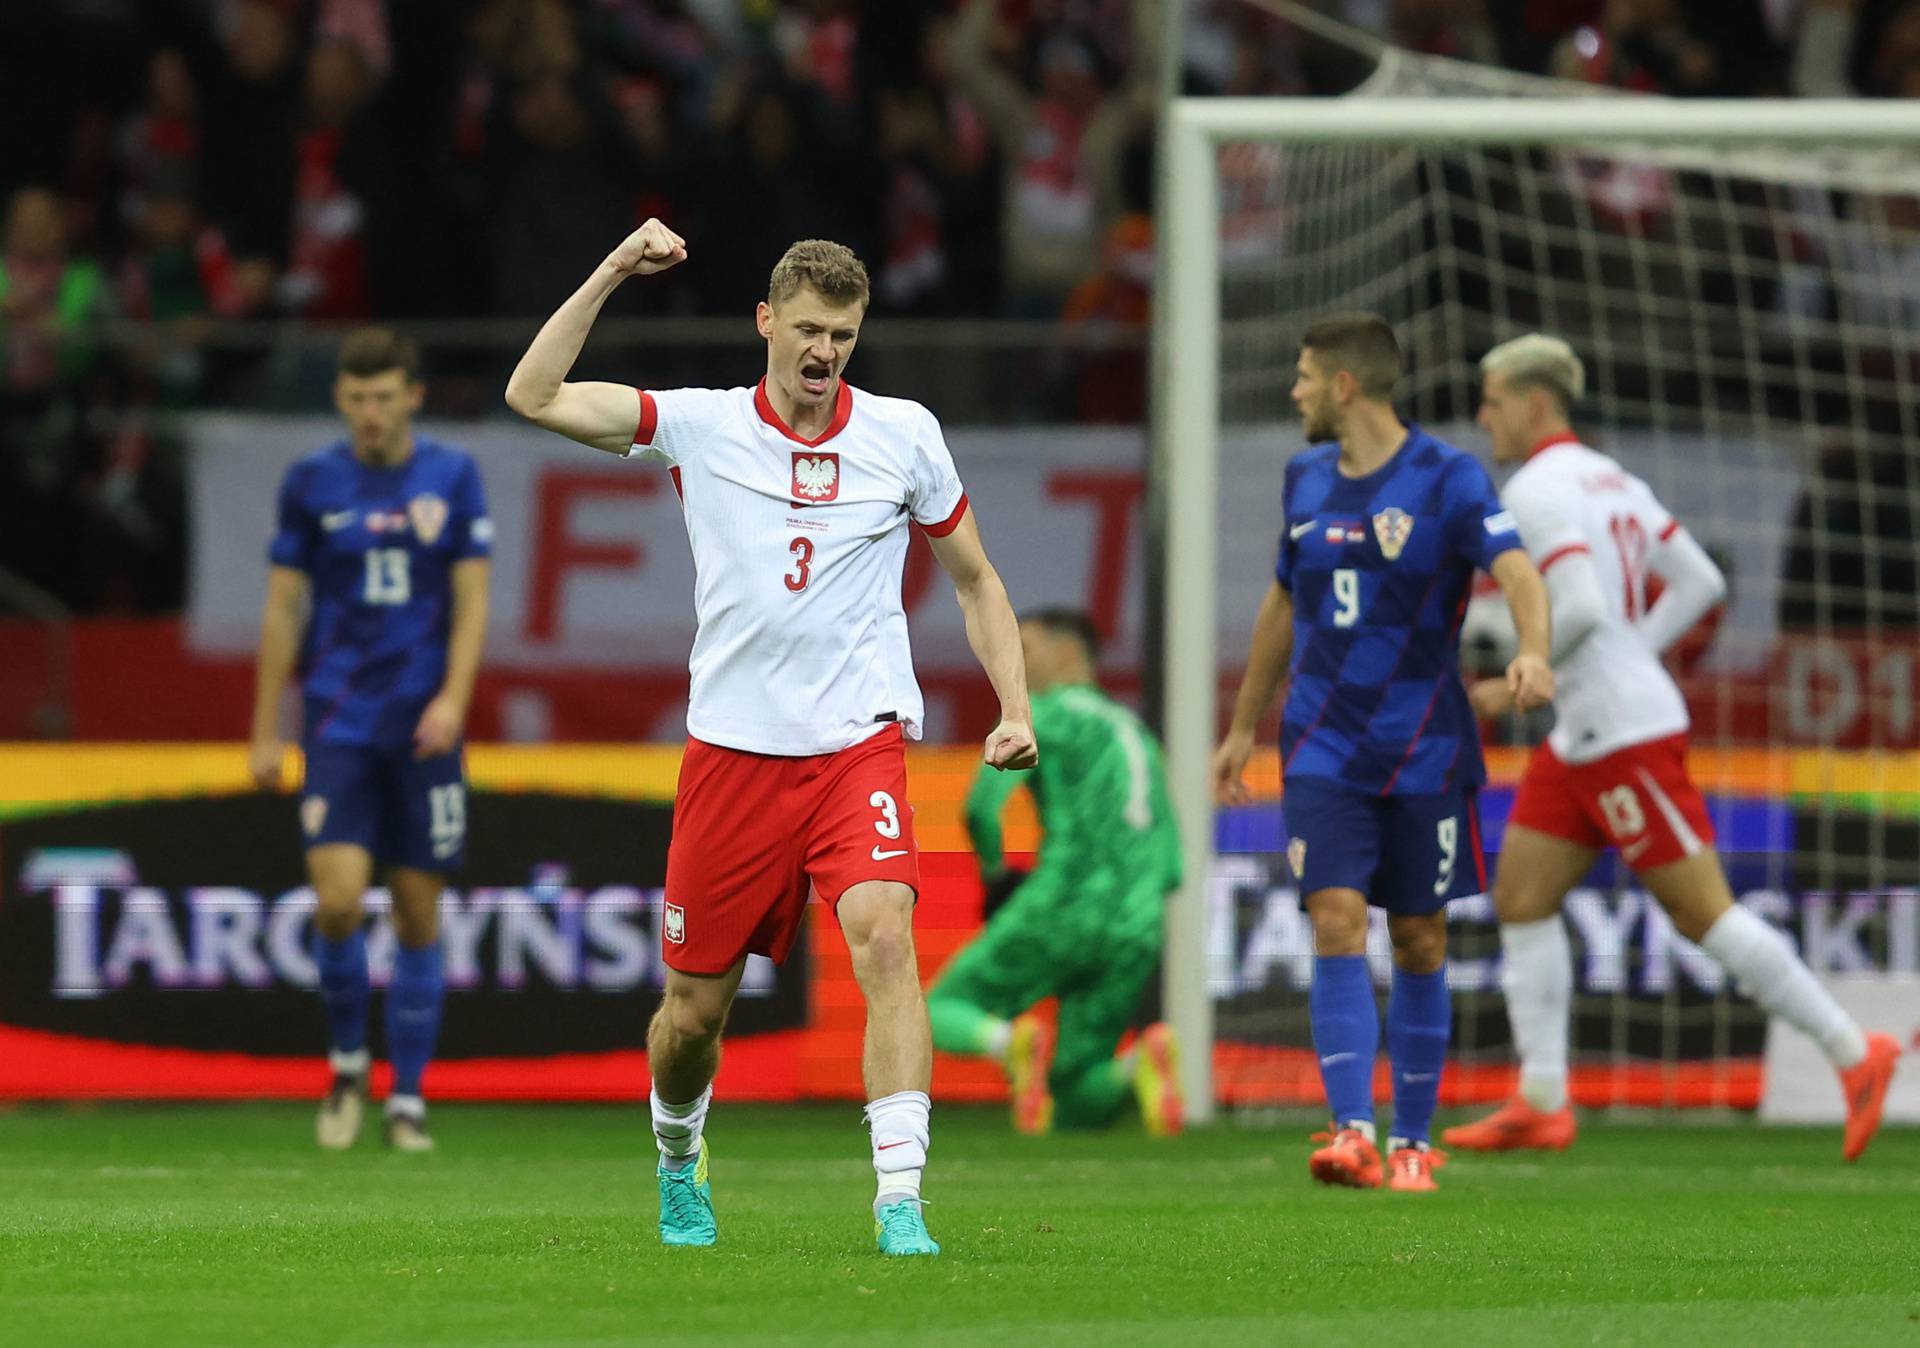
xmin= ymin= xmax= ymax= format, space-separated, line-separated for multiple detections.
xmin=1158 ymin=57 xmax=1920 ymax=1123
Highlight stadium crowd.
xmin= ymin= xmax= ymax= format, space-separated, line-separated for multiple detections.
xmin=3 ymin=0 xmax=1919 ymax=619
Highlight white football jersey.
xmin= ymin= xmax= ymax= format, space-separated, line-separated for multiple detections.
xmin=1501 ymin=435 xmax=1691 ymax=763
xmin=626 ymin=379 xmax=967 ymax=756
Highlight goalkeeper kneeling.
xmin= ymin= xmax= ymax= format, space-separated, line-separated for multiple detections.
xmin=927 ymin=609 xmax=1185 ymax=1136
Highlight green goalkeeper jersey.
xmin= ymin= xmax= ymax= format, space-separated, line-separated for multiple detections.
xmin=964 ymin=683 xmax=1182 ymax=892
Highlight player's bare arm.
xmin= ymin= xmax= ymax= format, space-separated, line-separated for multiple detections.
xmin=1489 ymin=549 xmax=1555 ymax=712
xmin=248 ymin=564 xmax=310 ymax=790
xmin=1470 ymin=547 xmax=1607 ymax=721
xmin=927 ymin=508 xmax=1037 ymax=771
xmin=1213 ymin=580 xmax=1295 ymax=805
xmin=415 ymin=558 xmax=489 ymax=760
xmin=505 ymin=219 xmax=688 ymax=454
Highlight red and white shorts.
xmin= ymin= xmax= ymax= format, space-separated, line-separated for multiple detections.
xmin=661 ymin=724 xmax=919 ymax=974
xmin=1508 ymin=733 xmax=1715 ymax=872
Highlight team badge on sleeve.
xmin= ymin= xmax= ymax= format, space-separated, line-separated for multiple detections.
xmin=1287 ymin=836 xmax=1307 ymax=880
xmin=664 ymin=901 xmax=687 ymax=945
xmin=1372 ymin=507 xmax=1414 ymax=561
xmin=408 ymin=494 xmax=449 ymax=545
xmin=792 ymin=453 xmax=839 ymax=503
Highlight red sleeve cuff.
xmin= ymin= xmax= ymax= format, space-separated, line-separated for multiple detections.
xmin=921 ymin=491 xmax=969 ymax=538
xmin=633 ymin=389 xmax=658 ymax=447
xmin=1539 ymin=542 xmax=1591 ymax=573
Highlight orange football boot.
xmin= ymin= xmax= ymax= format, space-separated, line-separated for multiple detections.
xmin=1006 ymin=1013 xmax=1055 ymax=1135
xmin=1133 ymin=1022 xmax=1186 ymax=1139
xmin=1308 ymin=1127 xmax=1383 ymax=1188
xmin=1441 ymin=1096 xmax=1578 ymax=1152
xmin=1840 ymin=1031 xmax=1902 ymax=1163
xmin=1386 ymin=1144 xmax=1448 ymax=1192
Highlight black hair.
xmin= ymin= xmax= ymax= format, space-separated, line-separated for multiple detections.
xmin=1022 ymin=607 xmax=1101 ymax=660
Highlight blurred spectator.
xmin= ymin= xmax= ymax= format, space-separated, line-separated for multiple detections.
xmin=1780 ymin=442 xmax=1920 ymax=633
xmin=483 ymin=6 xmax=651 ymax=318
xmin=697 ymin=72 xmax=870 ymax=314
xmin=868 ymin=15 xmax=999 ymax=314
xmin=188 ymin=0 xmax=301 ymax=274
xmin=1057 ymin=212 xmax=1153 ymax=422
xmin=281 ymin=38 xmax=377 ymax=319
xmin=1551 ymin=0 xmax=1783 ymax=95
xmin=949 ymin=0 xmax=1154 ymax=314
xmin=1 ymin=186 xmax=111 ymax=407
xmin=1794 ymin=0 xmax=1920 ymax=96
xmin=117 ymin=49 xmax=201 ymax=235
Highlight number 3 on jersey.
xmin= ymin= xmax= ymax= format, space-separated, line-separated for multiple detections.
xmin=786 ymin=536 xmax=813 ymax=593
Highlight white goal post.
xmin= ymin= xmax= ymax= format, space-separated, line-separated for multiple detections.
xmin=1156 ymin=97 xmax=1920 ymax=1125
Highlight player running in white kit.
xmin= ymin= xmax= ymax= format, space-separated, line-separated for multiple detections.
xmin=506 ymin=221 xmax=1036 ymax=1255
xmin=1446 ymin=334 xmax=1900 ymax=1162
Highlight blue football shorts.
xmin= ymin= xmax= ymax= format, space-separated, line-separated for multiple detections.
xmin=1279 ymin=775 xmax=1487 ymax=915
xmin=300 ymin=740 xmax=468 ymax=872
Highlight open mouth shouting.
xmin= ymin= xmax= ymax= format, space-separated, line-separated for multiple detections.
xmin=799 ymin=361 xmax=833 ymax=398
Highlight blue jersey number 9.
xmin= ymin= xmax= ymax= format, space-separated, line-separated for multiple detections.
xmin=1332 ymin=568 xmax=1360 ymax=628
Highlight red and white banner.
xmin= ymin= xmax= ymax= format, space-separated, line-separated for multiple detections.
xmin=187 ymin=415 xmax=1166 ymax=741
xmin=183 ymin=414 xmax=1915 ymax=746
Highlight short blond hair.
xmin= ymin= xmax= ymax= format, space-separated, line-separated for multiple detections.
xmin=768 ymin=239 xmax=870 ymax=309
xmin=1481 ymin=333 xmax=1585 ymax=414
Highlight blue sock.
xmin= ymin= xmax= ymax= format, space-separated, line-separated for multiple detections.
xmin=1310 ymin=955 xmax=1379 ymax=1128
xmin=386 ymin=941 xmax=445 ymax=1100
xmin=1387 ymin=966 xmax=1451 ymax=1146
xmin=314 ymin=929 xmax=370 ymax=1060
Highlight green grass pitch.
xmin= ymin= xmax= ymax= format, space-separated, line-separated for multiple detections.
xmin=1 ymin=1103 xmax=1914 ymax=1346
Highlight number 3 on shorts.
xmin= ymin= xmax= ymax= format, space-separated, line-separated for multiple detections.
xmin=1597 ymin=784 xmax=1645 ymax=839
xmin=870 ymin=790 xmax=901 ymax=840
xmin=1433 ymin=816 xmax=1458 ymax=897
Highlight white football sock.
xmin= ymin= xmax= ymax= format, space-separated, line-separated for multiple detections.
xmin=651 ymin=1084 xmax=712 ymax=1170
xmin=385 ymin=1093 xmax=425 ymax=1122
xmin=865 ymin=1089 xmax=930 ymax=1211
xmin=329 ymin=1047 xmax=370 ymax=1078
xmin=1700 ymin=905 xmax=1867 ymax=1069
xmin=1500 ymin=917 xmax=1572 ymax=1112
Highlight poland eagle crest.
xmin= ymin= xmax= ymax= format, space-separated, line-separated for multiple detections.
xmin=792 ymin=452 xmax=840 ymax=503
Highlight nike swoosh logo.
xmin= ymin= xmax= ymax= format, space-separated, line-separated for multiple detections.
xmin=876 ymin=1140 xmax=913 ymax=1151
xmin=1290 ymin=520 xmax=1318 ymax=540
xmin=871 ymin=846 xmax=910 ymax=861
xmin=1400 ymin=1073 xmax=1438 ymax=1083
xmin=1319 ymin=1052 xmax=1358 ymax=1066
xmin=321 ymin=510 xmax=356 ymax=531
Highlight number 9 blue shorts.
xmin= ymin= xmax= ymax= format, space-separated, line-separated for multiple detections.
xmin=1279 ymin=775 xmax=1486 ymax=915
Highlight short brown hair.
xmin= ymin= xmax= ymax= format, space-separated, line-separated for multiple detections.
xmin=768 ymin=239 xmax=870 ymax=309
xmin=1301 ymin=312 xmax=1401 ymax=399
xmin=337 ymin=326 xmax=421 ymax=381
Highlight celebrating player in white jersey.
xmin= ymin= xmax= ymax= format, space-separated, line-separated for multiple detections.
xmin=505 ymin=221 xmax=1036 ymax=1256
xmin=1445 ymin=334 xmax=1901 ymax=1162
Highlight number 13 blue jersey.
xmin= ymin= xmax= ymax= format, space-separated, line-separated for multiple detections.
xmin=1275 ymin=426 xmax=1521 ymax=795
xmin=268 ymin=440 xmax=492 ymax=750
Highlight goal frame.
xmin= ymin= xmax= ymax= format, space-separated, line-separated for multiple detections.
xmin=1155 ymin=96 xmax=1920 ymax=1124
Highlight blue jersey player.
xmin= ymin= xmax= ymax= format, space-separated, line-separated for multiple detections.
xmin=1213 ymin=313 xmax=1553 ymax=1192
xmin=248 ymin=328 xmax=492 ymax=1153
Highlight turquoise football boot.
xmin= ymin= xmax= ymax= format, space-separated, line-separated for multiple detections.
xmin=657 ymin=1138 xmax=717 ymax=1247
xmin=874 ymin=1198 xmax=940 ymax=1257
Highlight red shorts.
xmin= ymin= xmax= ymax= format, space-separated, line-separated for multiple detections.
xmin=1508 ymin=733 xmax=1715 ymax=871
xmin=661 ymin=724 xmax=919 ymax=974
